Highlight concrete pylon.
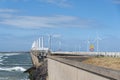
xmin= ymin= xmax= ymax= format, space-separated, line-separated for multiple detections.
xmin=39 ymin=38 xmax=41 ymax=49
xmin=42 ymin=36 xmax=44 ymax=48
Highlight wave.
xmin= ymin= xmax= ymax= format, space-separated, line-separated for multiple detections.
xmin=0 ymin=63 xmax=3 ymax=65
xmin=0 ymin=53 xmax=21 ymax=57
xmin=3 ymin=64 xmax=32 ymax=66
xmin=0 ymin=58 xmax=3 ymax=62
xmin=0 ymin=77 xmax=30 ymax=80
xmin=0 ymin=53 xmax=21 ymax=64
xmin=0 ymin=77 xmax=9 ymax=80
xmin=0 ymin=66 xmax=26 ymax=72
xmin=0 ymin=55 xmax=3 ymax=60
xmin=0 ymin=57 xmax=4 ymax=65
xmin=20 ymin=78 xmax=30 ymax=80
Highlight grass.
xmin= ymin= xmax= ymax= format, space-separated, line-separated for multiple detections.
xmin=82 ymin=57 xmax=120 ymax=70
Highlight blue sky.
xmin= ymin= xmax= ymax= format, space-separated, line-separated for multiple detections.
xmin=0 ymin=0 xmax=120 ymax=52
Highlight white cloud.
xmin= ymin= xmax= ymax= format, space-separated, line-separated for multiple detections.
xmin=112 ymin=0 xmax=120 ymax=4
xmin=39 ymin=0 xmax=71 ymax=7
xmin=0 ymin=13 xmax=98 ymax=29
xmin=0 ymin=15 xmax=75 ymax=28
xmin=0 ymin=0 xmax=29 ymax=2
xmin=0 ymin=14 xmax=13 ymax=18
xmin=0 ymin=0 xmax=71 ymax=7
xmin=0 ymin=8 xmax=18 ymax=13
xmin=52 ymin=34 xmax=61 ymax=38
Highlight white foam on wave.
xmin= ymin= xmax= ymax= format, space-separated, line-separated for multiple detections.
xmin=0 ymin=77 xmax=30 ymax=80
xmin=0 ymin=66 xmax=26 ymax=72
xmin=9 ymin=64 xmax=32 ymax=66
xmin=0 ymin=53 xmax=21 ymax=57
xmin=0 ymin=62 xmax=2 ymax=65
xmin=0 ymin=53 xmax=21 ymax=65
xmin=0 ymin=55 xmax=3 ymax=60
xmin=0 ymin=77 xmax=9 ymax=80
xmin=0 ymin=57 xmax=3 ymax=65
xmin=20 ymin=78 xmax=30 ymax=80
xmin=0 ymin=58 xmax=3 ymax=62
xmin=0 ymin=56 xmax=4 ymax=65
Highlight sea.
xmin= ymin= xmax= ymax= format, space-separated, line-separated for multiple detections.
xmin=0 ymin=52 xmax=32 ymax=80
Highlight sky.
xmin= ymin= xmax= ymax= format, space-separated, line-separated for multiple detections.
xmin=0 ymin=0 xmax=120 ymax=52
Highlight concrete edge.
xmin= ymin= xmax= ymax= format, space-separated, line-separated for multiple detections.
xmin=48 ymin=56 xmax=120 ymax=80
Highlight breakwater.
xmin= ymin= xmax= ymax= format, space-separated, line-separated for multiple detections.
xmin=25 ymin=50 xmax=48 ymax=80
xmin=27 ymin=51 xmax=120 ymax=80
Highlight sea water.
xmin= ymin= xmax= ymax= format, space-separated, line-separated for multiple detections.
xmin=0 ymin=52 xmax=32 ymax=80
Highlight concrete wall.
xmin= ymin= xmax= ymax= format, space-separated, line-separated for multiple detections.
xmin=48 ymin=56 xmax=120 ymax=80
xmin=30 ymin=51 xmax=41 ymax=67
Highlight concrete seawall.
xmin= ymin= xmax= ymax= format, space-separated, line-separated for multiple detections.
xmin=48 ymin=56 xmax=120 ymax=80
xmin=30 ymin=50 xmax=41 ymax=67
xmin=25 ymin=50 xmax=48 ymax=80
